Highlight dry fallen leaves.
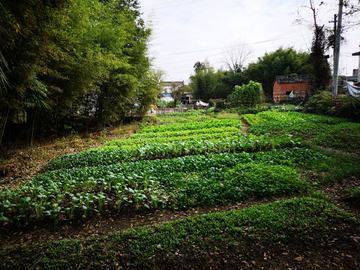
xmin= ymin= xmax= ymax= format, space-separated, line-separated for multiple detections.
xmin=294 ymin=256 xmax=303 ymax=261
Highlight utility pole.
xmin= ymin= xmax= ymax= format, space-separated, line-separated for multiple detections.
xmin=332 ymin=0 xmax=343 ymax=96
xmin=329 ymin=14 xmax=337 ymax=55
xmin=352 ymin=45 xmax=360 ymax=85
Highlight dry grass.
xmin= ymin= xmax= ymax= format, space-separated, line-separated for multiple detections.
xmin=0 ymin=123 xmax=139 ymax=188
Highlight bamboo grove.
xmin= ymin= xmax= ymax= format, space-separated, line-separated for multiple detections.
xmin=0 ymin=0 xmax=162 ymax=145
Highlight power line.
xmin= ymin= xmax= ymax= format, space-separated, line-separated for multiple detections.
xmin=152 ymin=37 xmax=314 ymax=79
xmin=160 ymin=33 xmax=312 ymax=57
xmin=156 ymin=36 xmax=310 ymax=66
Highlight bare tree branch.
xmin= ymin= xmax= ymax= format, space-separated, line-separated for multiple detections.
xmin=222 ymin=40 xmax=252 ymax=73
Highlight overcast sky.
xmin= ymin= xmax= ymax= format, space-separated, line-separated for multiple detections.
xmin=141 ymin=0 xmax=360 ymax=82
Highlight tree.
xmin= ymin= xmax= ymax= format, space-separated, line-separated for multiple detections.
xmin=0 ymin=0 xmax=153 ymax=143
xmin=211 ymin=70 xmax=250 ymax=100
xmin=0 ymin=0 xmax=11 ymax=93
xmin=37 ymin=0 xmax=152 ymax=125
xmin=294 ymin=0 xmax=359 ymax=96
xmin=245 ymin=47 xmax=311 ymax=97
xmin=0 ymin=0 xmax=72 ymax=144
xmin=189 ymin=65 xmax=223 ymax=102
xmin=134 ymin=69 xmax=164 ymax=116
xmin=305 ymin=0 xmax=331 ymax=96
xmin=343 ymin=0 xmax=360 ymax=28
xmin=169 ymin=82 xmax=184 ymax=107
xmin=194 ymin=61 xmax=207 ymax=72
xmin=222 ymin=40 xmax=252 ymax=73
xmin=227 ymin=81 xmax=264 ymax=108
xmin=309 ymin=25 xmax=332 ymax=95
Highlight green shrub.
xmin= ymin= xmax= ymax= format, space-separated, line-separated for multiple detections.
xmin=304 ymin=92 xmax=334 ymax=115
xmin=207 ymin=106 xmax=215 ymax=113
xmin=304 ymin=91 xmax=360 ymax=121
xmin=350 ymin=187 xmax=360 ymax=197
xmin=215 ymin=101 xmax=226 ymax=112
xmin=334 ymin=95 xmax=360 ymax=121
xmin=166 ymin=101 xmax=175 ymax=108
xmin=227 ymin=81 xmax=264 ymax=108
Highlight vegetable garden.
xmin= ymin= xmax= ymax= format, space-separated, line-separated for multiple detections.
xmin=1 ymin=107 xmax=360 ymax=269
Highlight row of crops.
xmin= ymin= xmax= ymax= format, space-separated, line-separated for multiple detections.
xmin=3 ymin=196 xmax=359 ymax=270
xmin=243 ymin=111 xmax=360 ymax=152
xmin=0 ymin=109 xmax=359 ymax=225
xmin=42 ymin=118 xmax=301 ymax=171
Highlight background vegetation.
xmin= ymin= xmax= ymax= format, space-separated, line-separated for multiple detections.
xmin=189 ymin=47 xmax=311 ymax=103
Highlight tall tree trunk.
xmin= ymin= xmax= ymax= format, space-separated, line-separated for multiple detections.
xmin=0 ymin=106 xmax=9 ymax=145
xmin=30 ymin=110 xmax=37 ymax=146
xmin=27 ymin=109 xmax=37 ymax=146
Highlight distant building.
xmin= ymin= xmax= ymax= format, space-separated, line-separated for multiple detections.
xmin=180 ymin=92 xmax=192 ymax=104
xmin=160 ymin=81 xmax=185 ymax=103
xmin=273 ymin=75 xmax=310 ymax=103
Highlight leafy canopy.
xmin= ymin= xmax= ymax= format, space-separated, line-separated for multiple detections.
xmin=227 ymin=81 xmax=264 ymax=108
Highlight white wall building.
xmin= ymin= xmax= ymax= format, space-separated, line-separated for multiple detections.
xmin=160 ymin=81 xmax=184 ymax=103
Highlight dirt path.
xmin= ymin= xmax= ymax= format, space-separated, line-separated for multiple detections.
xmin=241 ymin=119 xmax=249 ymax=134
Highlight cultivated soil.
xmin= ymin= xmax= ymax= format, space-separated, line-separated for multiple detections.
xmin=1 ymin=123 xmax=360 ymax=269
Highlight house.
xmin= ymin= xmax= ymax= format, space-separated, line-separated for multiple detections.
xmin=180 ymin=92 xmax=192 ymax=104
xmin=273 ymin=75 xmax=310 ymax=103
xmin=160 ymin=81 xmax=184 ymax=103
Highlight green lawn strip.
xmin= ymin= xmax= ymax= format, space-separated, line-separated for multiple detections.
xmin=1 ymin=148 xmax=326 ymax=224
xmin=42 ymin=132 xmax=302 ymax=171
xmin=1 ymin=197 xmax=359 ymax=269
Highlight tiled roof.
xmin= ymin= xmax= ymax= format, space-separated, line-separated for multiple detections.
xmin=275 ymin=74 xmax=310 ymax=84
